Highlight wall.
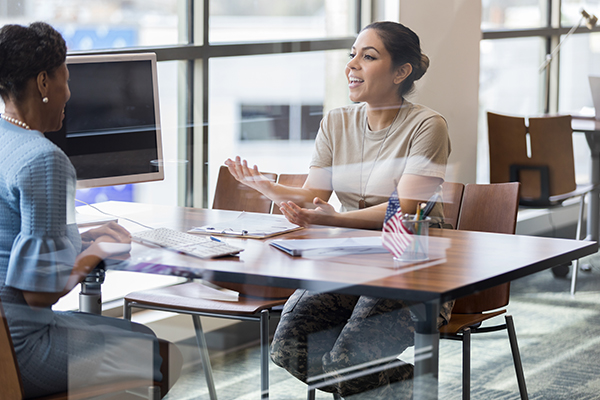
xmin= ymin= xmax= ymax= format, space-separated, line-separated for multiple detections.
xmin=399 ymin=0 xmax=481 ymax=184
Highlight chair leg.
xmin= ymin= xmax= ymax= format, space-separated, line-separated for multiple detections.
xmin=192 ymin=315 xmax=218 ymax=400
xmin=462 ymin=328 xmax=471 ymax=400
xmin=307 ymin=388 xmax=316 ymax=400
xmin=123 ymin=299 xmax=132 ymax=320
xmin=505 ymin=315 xmax=528 ymax=400
xmin=148 ymin=385 xmax=161 ymax=400
xmin=571 ymin=195 xmax=586 ymax=296
xmin=260 ymin=309 xmax=269 ymax=399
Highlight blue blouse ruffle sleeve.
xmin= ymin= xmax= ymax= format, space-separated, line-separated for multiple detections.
xmin=6 ymin=224 xmax=81 ymax=293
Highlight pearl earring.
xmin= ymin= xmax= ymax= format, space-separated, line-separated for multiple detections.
xmin=42 ymin=97 xmax=49 ymax=103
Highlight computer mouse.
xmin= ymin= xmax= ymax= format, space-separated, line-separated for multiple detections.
xmin=96 ymin=242 xmax=132 ymax=256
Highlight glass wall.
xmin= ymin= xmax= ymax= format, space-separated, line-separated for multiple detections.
xmin=0 ymin=0 xmax=361 ymax=309
xmin=0 ymin=0 xmax=359 ymax=208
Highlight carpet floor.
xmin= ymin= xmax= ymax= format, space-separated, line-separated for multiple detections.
xmin=163 ymin=251 xmax=600 ymax=399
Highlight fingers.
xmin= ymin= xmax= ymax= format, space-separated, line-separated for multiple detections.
xmin=225 ymin=156 xmax=263 ymax=185
xmin=84 ymin=222 xmax=131 ymax=244
xmin=103 ymin=221 xmax=132 ymax=243
xmin=280 ymin=201 xmax=309 ymax=227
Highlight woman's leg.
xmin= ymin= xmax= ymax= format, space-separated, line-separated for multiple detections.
xmin=22 ymin=311 xmax=182 ymax=398
xmin=270 ymin=289 xmax=358 ymax=390
xmin=321 ymin=296 xmax=415 ymax=399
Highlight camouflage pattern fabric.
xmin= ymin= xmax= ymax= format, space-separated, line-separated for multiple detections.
xmin=271 ymin=289 xmax=454 ymax=399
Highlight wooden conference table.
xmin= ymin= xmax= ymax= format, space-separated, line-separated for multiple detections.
xmin=92 ymin=201 xmax=597 ymax=400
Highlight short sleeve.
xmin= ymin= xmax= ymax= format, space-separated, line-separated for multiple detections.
xmin=5 ymin=146 xmax=81 ymax=293
xmin=310 ymin=114 xmax=334 ymax=169
xmin=403 ymin=115 xmax=450 ymax=179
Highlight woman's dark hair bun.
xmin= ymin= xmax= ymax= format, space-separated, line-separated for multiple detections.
xmin=413 ymin=53 xmax=430 ymax=81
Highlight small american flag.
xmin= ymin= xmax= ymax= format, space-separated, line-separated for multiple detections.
xmin=382 ymin=189 xmax=413 ymax=258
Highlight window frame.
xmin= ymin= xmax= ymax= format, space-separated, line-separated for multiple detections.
xmin=481 ymin=1 xmax=600 ymax=114
xmin=66 ymin=0 xmax=363 ymax=208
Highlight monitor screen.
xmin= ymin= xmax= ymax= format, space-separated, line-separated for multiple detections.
xmin=46 ymin=53 xmax=164 ymax=189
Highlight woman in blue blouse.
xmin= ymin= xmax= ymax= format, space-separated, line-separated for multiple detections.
xmin=0 ymin=22 xmax=181 ymax=398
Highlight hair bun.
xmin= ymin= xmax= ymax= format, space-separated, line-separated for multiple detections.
xmin=413 ymin=53 xmax=429 ymax=81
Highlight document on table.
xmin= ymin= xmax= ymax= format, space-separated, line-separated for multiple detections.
xmin=270 ymin=236 xmax=388 ymax=257
xmin=188 ymin=211 xmax=302 ymax=238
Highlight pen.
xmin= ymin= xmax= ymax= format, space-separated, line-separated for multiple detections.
xmin=210 ymin=236 xmax=222 ymax=242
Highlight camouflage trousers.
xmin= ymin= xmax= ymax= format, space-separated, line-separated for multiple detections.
xmin=270 ymin=290 xmax=418 ymax=399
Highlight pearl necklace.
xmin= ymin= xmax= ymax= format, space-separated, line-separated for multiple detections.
xmin=1 ymin=114 xmax=31 ymax=130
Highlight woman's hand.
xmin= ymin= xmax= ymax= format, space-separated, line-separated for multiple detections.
xmin=224 ymin=156 xmax=274 ymax=193
xmin=81 ymin=221 xmax=131 ymax=249
xmin=23 ymin=223 xmax=131 ymax=308
xmin=279 ymin=197 xmax=338 ymax=227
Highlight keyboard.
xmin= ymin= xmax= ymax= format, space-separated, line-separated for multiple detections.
xmin=132 ymin=227 xmax=243 ymax=259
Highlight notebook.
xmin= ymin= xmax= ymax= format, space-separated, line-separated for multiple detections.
xmin=270 ymin=236 xmax=387 ymax=257
xmin=188 ymin=212 xmax=302 ymax=238
xmin=589 ymin=76 xmax=600 ymax=120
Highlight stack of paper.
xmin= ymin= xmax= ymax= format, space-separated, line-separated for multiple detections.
xmin=189 ymin=212 xmax=302 ymax=238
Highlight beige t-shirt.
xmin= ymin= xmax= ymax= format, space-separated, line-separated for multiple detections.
xmin=310 ymin=101 xmax=451 ymax=212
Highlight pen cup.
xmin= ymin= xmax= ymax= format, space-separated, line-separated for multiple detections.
xmin=393 ymin=215 xmax=430 ymax=263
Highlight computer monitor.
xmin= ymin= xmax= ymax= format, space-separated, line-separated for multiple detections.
xmin=46 ymin=52 xmax=164 ymax=189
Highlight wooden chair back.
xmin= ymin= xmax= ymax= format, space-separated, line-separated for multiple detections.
xmin=212 ymin=165 xmax=276 ymax=213
xmin=0 ymin=299 xmax=24 ymax=399
xmin=528 ymin=115 xmax=577 ymax=196
xmin=441 ymin=182 xmax=464 ymax=229
xmin=271 ymin=173 xmax=308 ymax=214
xmin=453 ymin=182 xmax=520 ymax=314
xmin=487 ymin=112 xmax=576 ymax=203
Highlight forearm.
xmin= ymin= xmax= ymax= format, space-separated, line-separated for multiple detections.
xmin=22 ymin=246 xmax=105 ymax=308
xmin=266 ymin=183 xmax=323 ymax=209
xmin=317 ymin=203 xmax=388 ymax=230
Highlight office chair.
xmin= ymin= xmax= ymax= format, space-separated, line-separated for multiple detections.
xmin=212 ymin=165 xmax=277 ymax=213
xmin=487 ymin=112 xmax=594 ymax=294
xmin=441 ymin=181 xmax=465 ymax=229
xmin=124 ymin=167 xmax=305 ymax=400
xmin=0 ymin=298 xmax=161 ymax=400
xmin=440 ymin=182 xmax=527 ymax=400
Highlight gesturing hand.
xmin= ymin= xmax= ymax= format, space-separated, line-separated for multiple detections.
xmin=279 ymin=197 xmax=337 ymax=227
xmin=224 ymin=156 xmax=274 ymax=193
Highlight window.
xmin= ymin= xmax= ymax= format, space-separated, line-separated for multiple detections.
xmin=207 ymin=49 xmax=351 ymax=205
xmin=240 ymin=105 xmax=292 ymax=141
xmin=209 ymin=0 xmax=358 ymax=43
xmin=479 ymin=0 xmax=600 ymax=183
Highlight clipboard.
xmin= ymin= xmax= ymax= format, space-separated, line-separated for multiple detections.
xmin=188 ymin=211 xmax=302 ymax=238
xmin=270 ymin=236 xmax=387 ymax=257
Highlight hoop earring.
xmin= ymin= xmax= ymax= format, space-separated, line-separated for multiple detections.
xmin=42 ymin=97 xmax=49 ymax=103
